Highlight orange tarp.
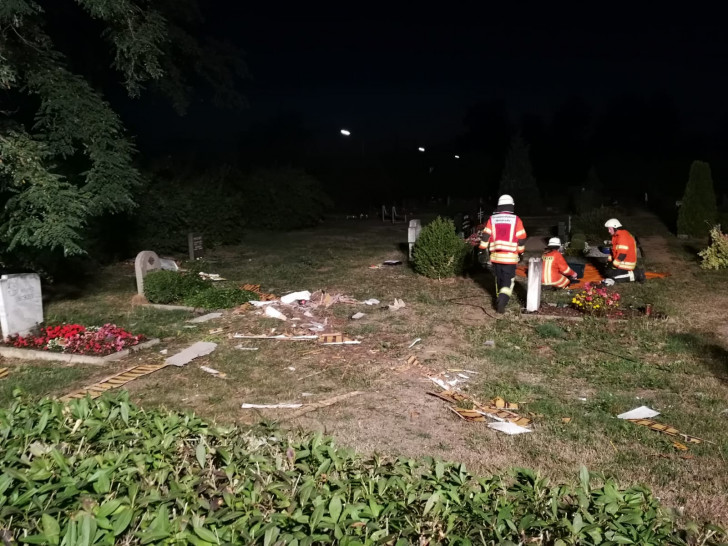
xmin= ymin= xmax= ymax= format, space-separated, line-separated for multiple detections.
xmin=516 ymin=263 xmax=669 ymax=289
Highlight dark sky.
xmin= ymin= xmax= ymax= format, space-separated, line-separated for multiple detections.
xmin=139 ymin=3 xmax=728 ymax=147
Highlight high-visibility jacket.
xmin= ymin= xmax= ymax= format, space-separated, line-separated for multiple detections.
xmin=541 ymin=249 xmax=575 ymax=288
xmin=479 ymin=212 xmax=527 ymax=264
xmin=610 ymin=228 xmax=637 ymax=270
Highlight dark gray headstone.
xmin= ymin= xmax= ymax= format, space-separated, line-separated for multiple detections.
xmin=188 ymin=233 xmax=204 ymax=260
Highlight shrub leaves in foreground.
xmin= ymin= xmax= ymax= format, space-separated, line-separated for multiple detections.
xmin=0 ymin=394 xmax=724 ymax=545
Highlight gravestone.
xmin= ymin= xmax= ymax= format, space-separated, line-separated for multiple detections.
xmin=188 ymin=232 xmax=204 ymax=260
xmin=408 ymin=219 xmax=422 ymax=260
xmin=0 ymin=273 xmax=44 ymax=338
xmin=134 ymin=251 xmax=161 ymax=295
xmin=526 ymin=258 xmax=543 ymax=312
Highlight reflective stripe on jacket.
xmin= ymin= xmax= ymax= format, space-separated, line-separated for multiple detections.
xmin=611 ymin=228 xmax=637 ymax=270
xmin=542 ymin=249 xmax=574 ymax=287
xmin=479 ymin=212 xmax=527 ymax=264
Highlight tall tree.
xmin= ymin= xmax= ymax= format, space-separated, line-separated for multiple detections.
xmin=678 ymin=161 xmax=718 ymax=237
xmin=499 ymin=134 xmax=540 ymax=211
xmin=0 ymin=0 xmax=245 ymax=258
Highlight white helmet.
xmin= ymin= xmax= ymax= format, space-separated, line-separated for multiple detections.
xmin=604 ymin=218 xmax=622 ymax=229
xmin=547 ymin=237 xmax=562 ymax=247
xmin=498 ymin=194 xmax=515 ymax=206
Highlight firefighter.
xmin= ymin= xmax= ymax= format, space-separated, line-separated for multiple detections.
xmin=479 ymin=194 xmax=527 ymax=313
xmin=542 ymin=237 xmax=578 ymax=289
xmin=603 ymin=218 xmax=645 ymax=285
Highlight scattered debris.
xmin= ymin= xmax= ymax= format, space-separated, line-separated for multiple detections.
xmin=165 ymin=342 xmax=217 ymax=367
xmin=488 ymin=421 xmax=532 ymax=435
xmin=159 ymin=258 xmax=179 ymax=271
xmin=617 ymin=406 xmax=660 ymax=420
xmin=249 ymin=300 xmax=276 ymax=307
xmin=264 ymin=307 xmax=288 ymax=321
xmin=368 ymin=265 xmax=381 ymax=269
xmin=233 ymin=334 xmax=317 ymax=341
xmin=484 ymin=340 xmax=495 ymax=348
xmin=183 ymin=325 xmax=197 ymax=329
xmin=0 ymin=367 xmax=9 ymax=379
xmin=625 ymin=418 xmax=706 ymax=446
xmin=281 ymin=290 xmax=312 ymax=304
xmin=199 ymin=272 xmax=226 ymax=281
xmin=241 ymin=284 xmax=277 ymax=301
xmin=362 ymin=299 xmax=380 ymax=306
xmin=408 ymin=338 xmax=422 ymax=348
xmin=287 ymin=366 xmax=296 ymax=371
xmin=187 ymin=313 xmax=222 ymax=324
xmin=301 ymin=392 xmax=313 ymax=397
xmin=208 ymin=328 xmax=225 ymax=335
xmin=351 ymin=312 xmax=366 ymax=320
xmin=159 ymin=349 xmax=168 ymax=355
xmin=200 ymin=365 xmax=226 ymax=378
xmin=562 ymin=417 xmax=572 ymax=424
xmin=383 ymin=260 xmax=402 ymax=266
xmin=60 ymin=362 xmax=169 ymax=402
xmin=241 ymin=403 xmax=303 ymax=409
xmin=388 ymin=298 xmax=406 ymax=311
xmin=491 ymin=397 xmax=519 ymax=410
xmin=234 ymin=345 xmax=259 ymax=351
xmin=429 ymin=390 xmax=532 ymax=427
xmin=673 ymin=441 xmax=689 ymax=451
xmin=284 ymin=391 xmax=364 ymax=419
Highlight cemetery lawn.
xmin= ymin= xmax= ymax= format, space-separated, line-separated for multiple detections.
xmin=2 ymin=213 xmax=728 ymax=526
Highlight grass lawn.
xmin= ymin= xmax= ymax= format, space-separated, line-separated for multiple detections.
xmin=2 ymin=212 xmax=727 ymax=527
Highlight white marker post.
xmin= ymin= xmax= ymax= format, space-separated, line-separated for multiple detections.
xmin=526 ymin=258 xmax=542 ymax=312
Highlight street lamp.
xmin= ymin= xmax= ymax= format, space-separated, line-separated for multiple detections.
xmin=418 ymin=147 xmax=425 ymax=152
xmin=340 ymin=129 xmax=351 ymax=136
xmin=454 ymin=154 xmax=460 ymax=159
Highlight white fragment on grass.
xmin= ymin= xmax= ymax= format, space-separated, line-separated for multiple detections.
xmin=280 ymin=291 xmax=312 ymax=304
xmin=249 ymin=300 xmax=276 ymax=307
xmin=301 ymin=392 xmax=313 ymax=397
xmin=351 ymin=312 xmax=366 ymax=320
xmin=287 ymin=366 xmax=296 ymax=371
xmin=233 ymin=334 xmax=318 ymax=341
xmin=457 ymin=373 xmax=469 ymax=379
xmin=362 ymin=299 xmax=380 ymax=306
xmin=388 ymin=298 xmax=406 ymax=311
xmin=321 ymin=340 xmax=362 ymax=345
xmin=241 ymin=403 xmax=303 ymax=409
xmin=617 ymin=406 xmax=660 ymax=420
xmin=234 ymin=345 xmax=259 ymax=351
xmin=159 ymin=349 xmax=168 ymax=355
xmin=165 ymin=342 xmax=217 ymax=367
xmin=200 ymin=365 xmax=226 ymax=377
xmin=188 ymin=312 xmax=223 ymax=323
xmin=488 ymin=422 xmax=532 ymax=435
xmin=408 ymin=338 xmax=422 ymax=348
xmin=264 ymin=307 xmax=288 ymax=321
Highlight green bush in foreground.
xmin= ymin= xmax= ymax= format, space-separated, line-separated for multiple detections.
xmin=412 ymin=217 xmax=470 ymax=279
xmin=0 ymin=394 xmax=724 ymax=545
xmin=699 ymin=225 xmax=728 ymax=270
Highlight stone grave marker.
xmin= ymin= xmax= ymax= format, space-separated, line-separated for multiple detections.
xmin=0 ymin=273 xmax=44 ymax=338
xmin=408 ymin=219 xmax=422 ymax=260
xmin=188 ymin=232 xmax=204 ymax=260
xmin=526 ymin=258 xmax=543 ymax=312
xmin=134 ymin=250 xmax=161 ymax=295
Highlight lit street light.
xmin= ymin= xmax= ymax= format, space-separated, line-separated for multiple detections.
xmin=418 ymin=147 xmax=425 ymax=152
xmin=454 ymin=154 xmax=460 ymax=159
xmin=340 ymin=129 xmax=351 ymax=136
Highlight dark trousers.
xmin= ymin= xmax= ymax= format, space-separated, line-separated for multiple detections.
xmin=605 ymin=267 xmax=645 ymax=283
xmin=493 ymin=263 xmax=517 ymax=297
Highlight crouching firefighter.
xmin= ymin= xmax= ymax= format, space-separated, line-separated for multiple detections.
xmin=542 ymin=237 xmax=578 ymax=289
xmin=603 ymin=218 xmax=645 ymax=285
xmin=479 ymin=194 xmax=527 ymax=314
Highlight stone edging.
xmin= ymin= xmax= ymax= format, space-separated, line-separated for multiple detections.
xmin=0 ymin=338 xmax=161 ymax=365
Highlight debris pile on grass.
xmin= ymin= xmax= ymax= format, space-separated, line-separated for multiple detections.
xmin=0 ymin=393 xmax=724 ymax=545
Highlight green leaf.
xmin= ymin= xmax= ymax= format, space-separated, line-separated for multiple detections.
xmin=196 ymin=440 xmax=207 ymax=468
xmin=263 ymin=526 xmax=280 ymax=546
xmin=120 ymin=402 xmax=130 ymax=424
xmin=572 ymin=512 xmax=584 ymax=534
xmin=19 ymin=535 xmax=49 ymax=544
xmin=310 ymin=503 xmax=324 ymax=532
xmin=435 ymin=461 xmax=445 ymax=480
xmin=329 ymin=495 xmax=342 ymax=523
xmin=78 ymin=514 xmax=96 ymax=546
xmin=97 ymin=499 xmax=123 ymax=519
xmin=42 ymin=514 xmax=60 ymax=546
xmin=423 ymin=492 xmax=439 ymax=516
xmin=579 ymin=465 xmax=590 ymax=491
xmin=37 ymin=411 xmax=50 ymax=434
xmin=193 ymin=526 xmax=219 ymax=544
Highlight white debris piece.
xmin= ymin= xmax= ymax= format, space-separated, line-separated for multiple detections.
xmin=234 ymin=345 xmax=259 ymax=351
xmin=199 ymin=272 xmax=226 ymax=281
xmin=362 ymin=299 xmax=380 ymax=306
xmin=166 ymin=342 xmax=217 ymax=367
xmin=249 ymin=300 xmax=277 ymax=307
xmin=264 ymin=307 xmax=288 ymax=321
xmin=200 ymin=365 xmax=226 ymax=378
xmin=233 ymin=333 xmax=317 ymax=340
xmin=388 ymin=298 xmax=406 ymax=311
xmin=159 ymin=258 xmax=179 ymax=271
xmin=280 ymin=291 xmax=312 ymax=304
xmin=287 ymin=366 xmax=296 ymax=371
xmin=351 ymin=312 xmax=366 ymax=320
xmin=408 ymin=338 xmax=421 ymax=348
xmin=159 ymin=349 xmax=168 ymax=355
xmin=488 ymin=422 xmax=532 ymax=435
xmin=188 ymin=312 xmax=223 ymax=323
xmin=241 ymin=403 xmax=303 ymax=409
xmin=320 ymin=340 xmax=361 ymax=345
xmin=617 ymin=406 xmax=660 ymax=420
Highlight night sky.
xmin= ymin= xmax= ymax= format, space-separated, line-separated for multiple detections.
xmin=132 ymin=4 xmax=727 ymax=149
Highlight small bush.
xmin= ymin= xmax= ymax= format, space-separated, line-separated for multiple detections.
xmin=699 ymin=225 xmax=728 ymax=270
xmin=566 ymin=232 xmax=587 ymax=257
xmin=412 ymin=216 xmax=470 ymax=279
xmin=184 ymin=286 xmax=257 ymax=309
xmin=678 ymin=160 xmax=718 ymax=237
xmin=143 ymin=270 xmax=208 ymax=304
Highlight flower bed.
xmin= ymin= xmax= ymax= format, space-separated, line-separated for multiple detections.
xmin=4 ymin=323 xmax=146 ymax=356
xmin=571 ymin=282 xmax=621 ymax=315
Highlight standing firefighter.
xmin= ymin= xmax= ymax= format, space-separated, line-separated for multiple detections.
xmin=479 ymin=194 xmax=527 ymax=313
xmin=542 ymin=237 xmax=578 ymax=289
xmin=603 ymin=218 xmax=645 ymax=285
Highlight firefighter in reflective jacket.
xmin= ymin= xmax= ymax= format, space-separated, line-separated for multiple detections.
xmin=542 ymin=237 xmax=578 ymax=289
xmin=603 ymin=218 xmax=645 ymax=285
xmin=479 ymin=194 xmax=527 ymax=313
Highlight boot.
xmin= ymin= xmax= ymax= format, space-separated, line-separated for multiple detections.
xmin=496 ymin=294 xmax=509 ymax=314
xmin=635 ymin=268 xmax=646 ymax=283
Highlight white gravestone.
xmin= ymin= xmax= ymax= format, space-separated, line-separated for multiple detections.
xmin=526 ymin=258 xmax=543 ymax=312
xmin=0 ymin=273 xmax=44 ymax=338
xmin=408 ymin=219 xmax=422 ymax=260
xmin=135 ymin=251 xmax=162 ymax=295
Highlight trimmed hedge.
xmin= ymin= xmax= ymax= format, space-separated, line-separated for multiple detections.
xmin=412 ymin=217 xmax=470 ymax=279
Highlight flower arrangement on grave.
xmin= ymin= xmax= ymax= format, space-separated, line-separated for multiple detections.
xmin=571 ymin=283 xmax=621 ymax=315
xmin=4 ymin=324 xmax=145 ymax=356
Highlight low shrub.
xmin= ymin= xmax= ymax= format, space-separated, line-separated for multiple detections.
xmin=698 ymin=225 xmax=728 ymax=270
xmin=412 ymin=216 xmax=470 ymax=279
xmin=184 ymin=286 xmax=257 ymax=309
xmin=0 ymin=394 xmax=723 ymax=545
xmin=143 ymin=270 xmax=208 ymax=305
